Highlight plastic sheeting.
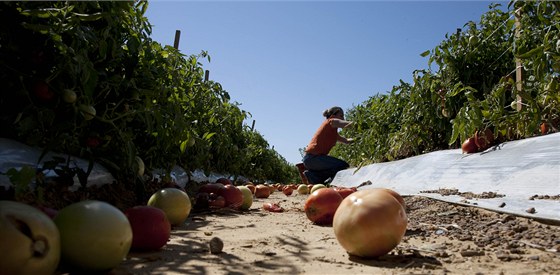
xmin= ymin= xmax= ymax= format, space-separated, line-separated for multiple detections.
xmin=0 ymin=138 xmax=115 ymax=190
xmin=331 ymin=133 xmax=560 ymax=224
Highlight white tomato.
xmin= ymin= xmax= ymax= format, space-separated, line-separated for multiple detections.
xmin=0 ymin=201 xmax=60 ymax=275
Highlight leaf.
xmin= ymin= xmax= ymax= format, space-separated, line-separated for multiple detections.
xmin=72 ymin=12 xmax=104 ymax=22
xmin=202 ymin=132 xmax=216 ymax=140
xmin=20 ymin=8 xmax=62 ymax=18
xmin=21 ymin=23 xmax=51 ymax=34
xmin=6 ymin=166 xmax=36 ymax=188
xmin=515 ymin=45 xmax=544 ymax=59
xmin=180 ymin=139 xmax=187 ymax=153
xmin=420 ymin=50 xmax=431 ymax=57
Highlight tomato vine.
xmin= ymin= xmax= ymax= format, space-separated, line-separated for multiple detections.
xmin=0 ymin=1 xmax=298 ymax=193
xmin=332 ymin=1 xmax=559 ymax=167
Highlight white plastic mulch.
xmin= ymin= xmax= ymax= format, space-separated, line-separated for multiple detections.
xmin=331 ymin=133 xmax=560 ymax=224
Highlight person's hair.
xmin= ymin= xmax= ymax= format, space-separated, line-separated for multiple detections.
xmin=323 ymin=106 xmax=343 ymax=118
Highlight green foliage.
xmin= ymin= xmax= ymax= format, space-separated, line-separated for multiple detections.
xmin=332 ymin=1 xmax=560 ymax=167
xmin=0 ymin=1 xmax=298 ymax=192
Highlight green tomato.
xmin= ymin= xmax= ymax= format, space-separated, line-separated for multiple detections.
xmin=54 ymin=200 xmax=132 ymax=272
xmin=310 ymin=184 xmax=327 ymax=194
xmin=148 ymin=188 xmax=192 ymax=226
xmin=236 ymin=186 xmax=253 ymax=210
xmin=79 ymin=104 xmax=96 ymax=120
xmin=62 ymin=89 xmax=77 ymax=104
xmin=0 ymin=201 xmax=61 ymax=275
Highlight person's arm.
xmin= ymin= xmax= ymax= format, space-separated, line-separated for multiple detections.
xmin=337 ymin=135 xmax=354 ymax=144
xmin=330 ymin=118 xmax=353 ymax=129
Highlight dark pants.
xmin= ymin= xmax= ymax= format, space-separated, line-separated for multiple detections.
xmin=302 ymin=154 xmax=349 ymax=184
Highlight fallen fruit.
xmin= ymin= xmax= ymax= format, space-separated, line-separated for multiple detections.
xmin=246 ymin=183 xmax=256 ymax=194
xmin=0 ymin=201 xmax=61 ymax=275
xmin=310 ymin=183 xmax=327 ymax=194
xmin=297 ymin=184 xmax=310 ymax=195
xmin=36 ymin=205 xmax=59 ymax=219
xmin=54 ymin=200 xmax=132 ymax=271
xmin=221 ymin=184 xmax=243 ymax=209
xmin=208 ymin=194 xmax=226 ymax=209
xmin=474 ymin=129 xmax=494 ymax=151
xmin=304 ymin=188 xmax=343 ymax=225
xmin=263 ymin=203 xmax=284 ymax=212
xmin=282 ymin=186 xmax=294 ymax=196
xmin=540 ymin=122 xmax=549 ymax=135
xmin=461 ymin=137 xmax=478 ymax=154
xmin=332 ymin=186 xmax=356 ymax=199
xmin=125 ymin=206 xmax=171 ymax=251
xmin=333 ymin=189 xmax=407 ymax=258
xmin=255 ymin=184 xmax=271 ymax=198
xmin=148 ymin=188 xmax=192 ymax=226
xmin=377 ymin=188 xmax=406 ymax=210
xmin=216 ymin=177 xmax=232 ymax=185
xmin=237 ymin=186 xmax=253 ymax=210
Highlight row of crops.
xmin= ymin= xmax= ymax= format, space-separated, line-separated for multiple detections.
xmin=0 ymin=1 xmax=299 ymax=194
xmin=331 ymin=1 xmax=560 ymax=167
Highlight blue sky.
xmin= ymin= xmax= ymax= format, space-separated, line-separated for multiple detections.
xmin=144 ymin=0 xmax=507 ymax=165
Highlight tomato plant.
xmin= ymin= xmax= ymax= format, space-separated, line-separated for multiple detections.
xmin=0 ymin=0 xmax=299 ymax=203
xmin=330 ymin=1 xmax=559 ymax=167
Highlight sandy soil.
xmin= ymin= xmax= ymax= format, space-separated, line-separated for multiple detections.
xmin=114 ymin=190 xmax=560 ymax=275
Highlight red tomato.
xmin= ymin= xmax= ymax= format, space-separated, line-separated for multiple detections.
xmin=254 ymin=184 xmax=271 ymax=198
xmin=332 ymin=187 xmax=355 ymax=199
xmin=198 ymin=183 xmax=225 ymax=195
xmin=85 ymin=137 xmax=101 ymax=148
xmin=208 ymin=194 xmax=226 ymax=209
xmin=194 ymin=192 xmax=210 ymax=210
xmin=461 ymin=137 xmax=478 ymax=154
xmin=474 ymin=129 xmax=494 ymax=151
xmin=36 ymin=205 xmax=59 ymax=219
xmin=216 ymin=177 xmax=232 ymax=185
xmin=33 ymin=80 xmax=54 ymax=101
xmin=246 ymin=184 xmax=256 ymax=194
xmin=333 ymin=189 xmax=407 ymax=258
xmin=304 ymin=188 xmax=343 ymax=225
xmin=221 ymin=184 xmax=243 ymax=209
xmin=125 ymin=206 xmax=171 ymax=251
xmin=541 ymin=122 xmax=549 ymax=135
xmin=282 ymin=186 xmax=293 ymax=196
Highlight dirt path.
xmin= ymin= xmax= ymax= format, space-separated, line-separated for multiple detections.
xmin=116 ymin=190 xmax=560 ymax=275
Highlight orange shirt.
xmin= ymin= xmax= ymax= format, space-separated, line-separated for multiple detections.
xmin=305 ymin=118 xmax=338 ymax=155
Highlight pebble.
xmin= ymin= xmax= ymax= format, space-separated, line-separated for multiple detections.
xmin=209 ymin=237 xmax=224 ymax=254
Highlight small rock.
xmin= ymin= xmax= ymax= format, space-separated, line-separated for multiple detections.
xmin=498 ymin=202 xmax=506 ymax=208
xmin=525 ymin=207 xmax=536 ymax=214
xmin=209 ymin=237 xmax=224 ymax=254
